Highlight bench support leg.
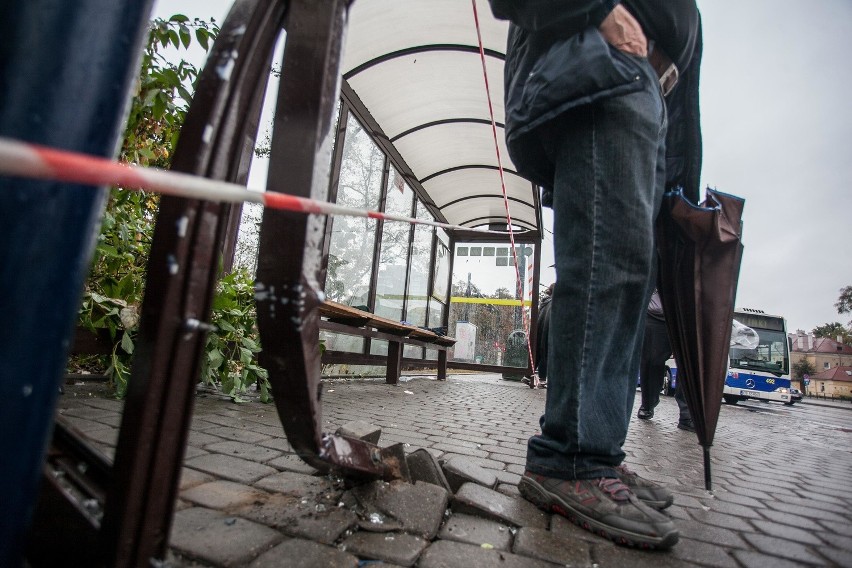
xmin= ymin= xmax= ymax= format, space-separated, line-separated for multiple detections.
xmin=387 ymin=340 xmax=403 ymax=385
xmin=437 ymin=350 xmax=448 ymax=381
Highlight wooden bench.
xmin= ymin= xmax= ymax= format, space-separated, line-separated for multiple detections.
xmin=318 ymin=300 xmax=456 ymax=383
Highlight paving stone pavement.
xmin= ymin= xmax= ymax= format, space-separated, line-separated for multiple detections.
xmin=55 ymin=374 xmax=852 ymax=567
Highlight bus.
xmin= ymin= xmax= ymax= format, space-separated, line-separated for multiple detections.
xmin=723 ymin=308 xmax=793 ymax=405
xmin=664 ymin=308 xmax=794 ymax=405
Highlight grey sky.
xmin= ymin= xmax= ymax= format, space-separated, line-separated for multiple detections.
xmin=153 ymin=0 xmax=852 ymax=334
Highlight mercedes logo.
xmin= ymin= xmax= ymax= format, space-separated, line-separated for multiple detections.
xmin=746 ymin=379 xmax=755 ymax=388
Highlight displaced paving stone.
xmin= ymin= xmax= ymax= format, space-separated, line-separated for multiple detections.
xmin=255 ymin=470 xmax=341 ymax=502
xmin=339 ymin=531 xmax=427 ymax=567
xmin=451 ymin=482 xmax=548 ymax=529
xmin=441 ymin=455 xmax=498 ymax=493
xmin=437 ymin=513 xmax=513 ymax=551
xmin=496 ymin=483 xmax=521 ymax=498
xmin=248 ymin=538 xmax=359 ymax=568
xmin=417 ymin=539 xmax=558 ymax=568
xmin=512 ymin=526 xmax=592 ymax=566
xmin=349 ymin=480 xmax=449 ymax=539
xmin=407 ymin=448 xmax=453 ymax=493
xmin=235 ymin=493 xmax=357 ymax=545
xmin=181 ymin=480 xmax=269 ymax=511
xmin=169 ymin=507 xmax=282 ymax=567
xmin=186 ymin=453 xmax=277 ymax=483
xmin=336 ymin=420 xmax=382 ymax=444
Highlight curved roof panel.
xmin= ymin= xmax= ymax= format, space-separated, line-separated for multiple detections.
xmin=340 ymin=0 xmax=540 ymax=233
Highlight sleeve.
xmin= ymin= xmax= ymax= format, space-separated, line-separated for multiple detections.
xmin=664 ymin=16 xmax=703 ymax=204
xmin=487 ymin=0 xmax=619 ymax=36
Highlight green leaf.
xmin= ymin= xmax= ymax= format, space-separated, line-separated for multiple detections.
xmin=168 ymin=14 xmax=189 ymax=23
xmin=239 ymin=347 xmax=252 ymax=365
xmin=195 ymin=28 xmax=209 ymax=51
xmin=121 ymin=332 xmax=134 ymax=355
xmin=217 ymin=319 xmax=237 ymax=333
xmin=178 ymin=25 xmax=191 ymax=49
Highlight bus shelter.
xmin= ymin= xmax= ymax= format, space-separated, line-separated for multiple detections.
xmin=0 ymin=0 xmax=544 ymax=565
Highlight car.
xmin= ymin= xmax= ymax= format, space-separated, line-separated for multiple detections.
xmin=786 ymin=388 xmax=803 ymax=405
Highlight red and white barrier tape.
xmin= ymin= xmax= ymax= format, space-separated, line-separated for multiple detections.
xmin=0 ymin=136 xmax=505 ymax=235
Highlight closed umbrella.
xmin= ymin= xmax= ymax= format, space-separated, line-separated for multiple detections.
xmin=656 ymin=187 xmax=745 ymax=490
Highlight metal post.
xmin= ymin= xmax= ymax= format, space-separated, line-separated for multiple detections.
xmin=0 ymin=1 xmax=154 ymax=565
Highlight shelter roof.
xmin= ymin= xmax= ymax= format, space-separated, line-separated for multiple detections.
xmin=340 ymin=0 xmax=541 ymax=234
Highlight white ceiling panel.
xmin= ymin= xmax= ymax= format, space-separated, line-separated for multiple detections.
xmin=340 ymin=0 xmax=540 ymax=234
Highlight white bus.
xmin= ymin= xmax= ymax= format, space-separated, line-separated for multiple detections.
xmin=722 ymin=308 xmax=794 ymax=405
xmin=665 ymin=308 xmax=794 ymax=405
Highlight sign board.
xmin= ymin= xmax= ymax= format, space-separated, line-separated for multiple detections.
xmin=454 ymin=321 xmax=477 ymax=361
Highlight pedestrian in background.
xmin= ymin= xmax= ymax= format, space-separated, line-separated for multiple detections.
xmin=638 ymin=288 xmax=696 ymax=431
xmin=488 ymin=0 xmax=703 ymax=550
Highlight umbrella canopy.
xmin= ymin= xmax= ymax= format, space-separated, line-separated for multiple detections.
xmin=656 ymin=187 xmax=745 ymax=490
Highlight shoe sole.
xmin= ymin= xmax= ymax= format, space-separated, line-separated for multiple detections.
xmin=519 ymin=476 xmax=679 ymax=550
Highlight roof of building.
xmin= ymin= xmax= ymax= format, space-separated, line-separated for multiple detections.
xmin=811 ymin=366 xmax=852 ymax=381
xmin=789 ymin=334 xmax=852 ymax=354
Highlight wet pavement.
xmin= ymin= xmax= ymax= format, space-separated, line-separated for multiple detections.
xmin=56 ymin=373 xmax=852 ymax=567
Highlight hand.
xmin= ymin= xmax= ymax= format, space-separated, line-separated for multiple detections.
xmin=599 ymin=4 xmax=647 ymax=57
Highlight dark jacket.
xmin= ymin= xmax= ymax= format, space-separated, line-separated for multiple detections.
xmin=488 ymin=0 xmax=703 ymax=204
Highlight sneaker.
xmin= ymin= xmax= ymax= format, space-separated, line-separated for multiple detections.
xmin=677 ymin=419 xmax=696 ymax=432
xmin=637 ymin=407 xmax=654 ymax=419
xmin=615 ymin=465 xmax=673 ymax=510
xmin=518 ymin=471 xmax=679 ymax=549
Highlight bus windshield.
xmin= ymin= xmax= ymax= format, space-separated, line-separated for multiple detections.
xmin=729 ymin=327 xmax=789 ymax=375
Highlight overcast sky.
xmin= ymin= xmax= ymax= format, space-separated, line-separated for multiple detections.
xmin=153 ymin=0 xmax=852 ymax=334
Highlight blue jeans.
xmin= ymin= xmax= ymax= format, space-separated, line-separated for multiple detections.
xmin=527 ymin=56 xmax=667 ymax=480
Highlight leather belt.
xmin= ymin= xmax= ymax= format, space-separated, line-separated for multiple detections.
xmin=648 ymin=42 xmax=678 ymax=97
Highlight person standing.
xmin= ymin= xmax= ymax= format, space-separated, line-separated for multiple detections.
xmin=639 ymin=288 xmax=696 ymax=431
xmin=488 ymin=0 xmax=703 ymax=549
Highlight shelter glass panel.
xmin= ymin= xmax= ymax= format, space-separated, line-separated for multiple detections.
xmin=326 ymin=114 xmax=384 ymax=308
xmin=405 ymin=200 xmax=434 ymax=327
xmin=375 ymin=167 xmax=414 ymax=321
xmin=449 ymin=241 xmax=537 ymax=367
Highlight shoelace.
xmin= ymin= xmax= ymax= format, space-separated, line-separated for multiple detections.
xmin=597 ymin=477 xmax=632 ymax=501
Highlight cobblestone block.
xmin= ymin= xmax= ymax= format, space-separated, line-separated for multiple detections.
xmin=266 ymin=453 xmax=320 ymax=475
xmin=339 ymin=531 xmax=427 ymax=567
xmin=235 ymin=494 xmax=357 ymax=545
xmin=336 ymin=420 xmax=382 ymax=444
xmin=548 ymin=513 xmax=601 ymax=545
xmin=675 ymin=518 xmax=749 ymax=549
xmin=406 ymin=448 xmax=452 ymax=493
xmin=203 ymin=426 xmax=271 ymax=444
xmin=258 ymin=437 xmax=293 ymax=452
xmin=669 ymin=536 xmax=740 ymax=567
xmin=169 ymin=507 xmax=282 ymax=566
xmin=248 ymin=538 xmax=359 ymax=568
xmin=593 ymin=539 xmax=692 ymax=568
xmin=731 ymin=550 xmax=811 ymax=568
xmin=186 ymin=454 xmax=278 ymax=483
xmin=437 ymin=513 xmax=513 ymax=551
xmin=441 ymin=456 xmax=498 ymax=492
xmin=741 ymin=533 xmax=828 ymax=565
xmin=182 ymin=480 xmax=269 ymax=511
xmin=254 ymin=470 xmax=340 ymax=502
xmin=496 ymin=483 xmax=520 ymax=498
xmin=204 ymin=440 xmax=283 ymax=463
xmin=179 ymin=468 xmax=215 ymax=491
xmin=451 ymin=482 xmax=548 ymax=529
xmin=349 ymin=480 xmax=449 ymax=539
xmin=188 ymin=430 xmax=225 ymax=448
xmin=512 ymin=526 xmax=592 ymax=566
xmin=417 ymin=539 xmax=559 ymax=568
